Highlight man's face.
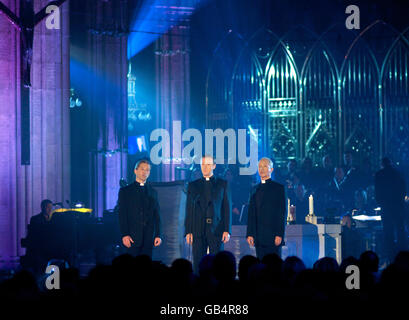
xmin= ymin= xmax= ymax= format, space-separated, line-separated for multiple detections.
xmin=201 ymin=157 xmax=216 ymax=177
xmin=258 ymin=159 xmax=273 ymax=179
xmin=134 ymin=163 xmax=151 ymax=182
xmin=45 ymin=203 xmax=53 ymax=215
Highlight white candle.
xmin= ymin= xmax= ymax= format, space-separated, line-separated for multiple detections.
xmin=287 ymin=198 xmax=291 ymax=221
xmin=309 ymin=195 xmax=314 ymax=215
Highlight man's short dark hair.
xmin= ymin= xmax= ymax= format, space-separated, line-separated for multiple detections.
xmin=134 ymin=159 xmax=151 ymax=170
xmin=41 ymin=199 xmax=52 ymax=213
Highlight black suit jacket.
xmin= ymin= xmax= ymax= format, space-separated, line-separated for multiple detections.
xmin=375 ymin=166 xmax=406 ymax=213
xmin=185 ymin=176 xmax=231 ymax=237
xmin=246 ymin=179 xmax=286 ymax=246
xmin=26 ymin=213 xmax=51 ymax=253
xmin=117 ymin=182 xmax=161 ymax=246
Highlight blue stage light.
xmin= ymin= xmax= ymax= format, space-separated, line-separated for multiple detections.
xmin=127 ymin=0 xmax=208 ymax=59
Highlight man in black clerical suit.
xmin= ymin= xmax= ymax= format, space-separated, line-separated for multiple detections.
xmin=375 ymin=157 xmax=407 ymax=261
xmin=118 ymin=159 xmax=162 ymax=257
xmin=185 ymin=155 xmax=231 ymax=273
xmin=246 ymin=157 xmax=286 ymax=259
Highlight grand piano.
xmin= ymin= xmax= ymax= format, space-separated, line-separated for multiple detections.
xmin=20 ymin=208 xmax=122 ymax=272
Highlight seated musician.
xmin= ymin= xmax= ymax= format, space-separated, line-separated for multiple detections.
xmin=30 ymin=199 xmax=54 ymax=224
xmin=23 ymin=199 xmax=54 ymax=273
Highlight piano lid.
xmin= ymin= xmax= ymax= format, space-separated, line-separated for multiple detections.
xmin=53 ymin=208 xmax=93 ymax=213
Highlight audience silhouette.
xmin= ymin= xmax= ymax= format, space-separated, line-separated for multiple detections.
xmin=1 ymin=250 xmax=409 ymax=311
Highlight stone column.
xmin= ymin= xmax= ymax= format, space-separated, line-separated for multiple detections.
xmin=86 ymin=0 xmax=128 ymax=215
xmin=155 ymin=21 xmax=191 ymax=182
xmin=0 ymin=0 xmax=70 ymax=266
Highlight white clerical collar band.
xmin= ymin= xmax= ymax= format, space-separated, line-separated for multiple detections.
xmin=140 ymin=183 xmax=145 ymax=186
xmin=261 ymin=180 xmax=266 ymax=184
xmin=205 ymin=177 xmax=210 ymax=181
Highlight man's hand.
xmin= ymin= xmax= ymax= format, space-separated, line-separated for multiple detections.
xmin=186 ymin=233 xmax=193 ymax=245
xmin=122 ymin=235 xmax=134 ymax=248
xmin=154 ymin=237 xmax=162 ymax=247
xmin=275 ymin=236 xmax=282 ymax=246
xmin=222 ymin=232 xmax=230 ymax=243
xmin=247 ymin=236 xmax=255 ymax=247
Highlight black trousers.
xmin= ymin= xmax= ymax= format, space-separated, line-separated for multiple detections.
xmin=127 ymin=244 xmax=153 ymax=258
xmin=382 ymin=211 xmax=407 ymax=261
xmin=255 ymin=244 xmax=281 ymax=260
xmin=126 ymin=232 xmax=154 ymax=258
xmin=192 ymin=227 xmax=223 ymax=274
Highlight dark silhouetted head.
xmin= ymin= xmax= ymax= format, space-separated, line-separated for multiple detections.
xmin=213 ymin=251 xmax=236 ymax=282
xmin=359 ymin=251 xmax=379 ymax=273
xmin=340 ymin=256 xmax=359 ymax=274
xmin=171 ymin=258 xmax=193 ymax=277
xmin=313 ymin=257 xmax=339 ymax=273
xmin=261 ymin=253 xmax=283 ymax=273
xmin=283 ymin=256 xmax=306 ymax=280
xmin=394 ymin=251 xmax=409 ymax=272
xmin=238 ymin=255 xmax=259 ymax=283
xmin=199 ymin=254 xmax=215 ymax=278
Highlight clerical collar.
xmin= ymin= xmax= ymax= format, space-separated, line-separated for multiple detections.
xmin=261 ymin=178 xmax=271 ymax=184
xmin=136 ymin=181 xmax=146 ymax=186
xmin=204 ymin=175 xmax=214 ymax=182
